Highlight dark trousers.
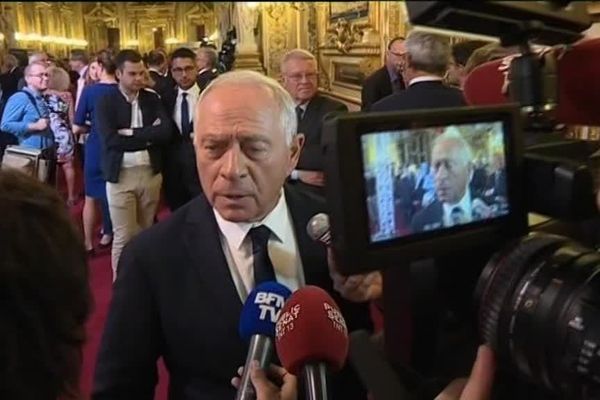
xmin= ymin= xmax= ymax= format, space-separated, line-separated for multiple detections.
xmin=163 ymin=138 xmax=202 ymax=211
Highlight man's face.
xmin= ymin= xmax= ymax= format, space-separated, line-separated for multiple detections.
xmin=196 ymin=52 xmax=210 ymax=71
xmin=116 ymin=61 xmax=146 ymax=93
xmin=281 ymin=58 xmax=318 ymax=104
xmin=25 ymin=64 xmax=49 ymax=92
xmin=386 ymin=40 xmax=406 ymax=75
xmin=171 ymin=57 xmax=198 ymax=90
xmin=431 ymin=139 xmax=472 ymax=204
xmin=69 ymin=58 xmax=84 ymax=73
xmin=194 ymin=84 xmax=304 ymax=222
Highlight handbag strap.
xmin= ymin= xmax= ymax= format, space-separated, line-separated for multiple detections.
xmin=19 ymin=90 xmax=49 ymax=150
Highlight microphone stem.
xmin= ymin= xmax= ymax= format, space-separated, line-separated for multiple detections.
xmin=303 ymin=363 xmax=329 ymax=400
xmin=236 ymin=335 xmax=273 ymax=400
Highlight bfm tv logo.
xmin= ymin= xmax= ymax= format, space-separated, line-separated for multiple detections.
xmin=254 ymin=292 xmax=286 ymax=323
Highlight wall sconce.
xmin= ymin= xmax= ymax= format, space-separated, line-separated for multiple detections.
xmin=0 ymin=33 xmax=5 ymax=41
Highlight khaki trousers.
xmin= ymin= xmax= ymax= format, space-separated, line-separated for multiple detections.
xmin=107 ymin=166 xmax=162 ymax=281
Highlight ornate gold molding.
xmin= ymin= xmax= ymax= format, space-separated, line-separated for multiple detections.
xmin=325 ymin=18 xmax=364 ymax=53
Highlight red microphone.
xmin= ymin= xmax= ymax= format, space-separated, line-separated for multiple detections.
xmin=275 ymin=286 xmax=349 ymax=400
xmin=463 ymin=37 xmax=600 ymax=126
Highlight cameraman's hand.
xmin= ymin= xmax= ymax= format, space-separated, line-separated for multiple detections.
xmin=435 ymin=345 xmax=495 ymax=400
xmin=328 ymin=248 xmax=382 ymax=302
xmin=231 ymin=361 xmax=297 ymax=400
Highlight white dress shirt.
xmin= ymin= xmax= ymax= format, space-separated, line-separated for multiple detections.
xmin=75 ymin=65 xmax=89 ymax=110
xmin=442 ymin=187 xmax=473 ymax=227
xmin=213 ymin=190 xmax=305 ymax=301
xmin=173 ymin=83 xmax=200 ymax=136
xmin=119 ymin=88 xmax=151 ymax=168
xmin=408 ymin=75 xmax=443 ymax=86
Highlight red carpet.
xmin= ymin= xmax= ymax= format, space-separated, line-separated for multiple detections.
xmin=67 ymin=194 xmax=170 ymax=399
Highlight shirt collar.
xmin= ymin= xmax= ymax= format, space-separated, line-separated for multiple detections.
xmin=213 ymin=190 xmax=288 ymax=250
xmin=178 ymin=83 xmax=200 ymax=97
xmin=409 ymin=75 xmax=443 ymax=86
xmin=386 ymin=63 xmax=400 ymax=83
xmin=198 ymin=67 xmax=211 ymax=75
xmin=148 ymin=67 xmax=163 ymax=75
xmin=78 ymin=65 xmax=88 ymax=80
xmin=24 ymin=85 xmax=42 ymax=98
xmin=442 ymin=187 xmax=472 ymax=223
xmin=119 ymin=86 xmax=139 ymax=103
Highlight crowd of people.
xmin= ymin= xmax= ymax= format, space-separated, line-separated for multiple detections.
xmin=0 ymin=29 xmax=531 ymax=400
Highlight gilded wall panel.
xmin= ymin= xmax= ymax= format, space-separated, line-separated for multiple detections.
xmin=262 ymin=3 xmax=292 ymax=79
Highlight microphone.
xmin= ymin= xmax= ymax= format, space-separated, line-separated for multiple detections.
xmin=236 ymin=281 xmax=292 ymax=400
xmin=307 ymin=213 xmax=331 ymax=246
xmin=275 ymin=285 xmax=349 ymax=400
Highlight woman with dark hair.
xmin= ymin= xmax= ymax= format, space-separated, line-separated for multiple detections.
xmin=73 ymin=49 xmax=116 ymax=255
xmin=0 ymin=169 xmax=92 ymax=400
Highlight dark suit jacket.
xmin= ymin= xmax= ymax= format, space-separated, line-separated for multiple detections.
xmin=361 ymin=66 xmax=405 ymax=111
xmin=149 ymin=70 xmax=175 ymax=99
xmin=197 ymin=69 xmax=218 ymax=91
xmin=160 ymin=87 xmax=202 ymax=210
xmin=371 ymin=80 xmax=466 ymax=112
xmin=93 ymin=185 xmax=372 ymax=400
xmin=297 ymin=94 xmax=348 ymax=172
xmin=411 ymin=200 xmax=444 ymax=233
xmin=0 ymin=67 xmax=23 ymax=104
xmin=96 ymin=87 xmax=173 ymax=183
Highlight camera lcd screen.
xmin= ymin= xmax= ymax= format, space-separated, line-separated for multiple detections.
xmin=361 ymin=121 xmax=509 ymax=244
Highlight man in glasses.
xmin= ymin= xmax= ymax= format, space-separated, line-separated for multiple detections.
xmin=16 ymin=51 xmax=50 ymax=91
xmin=161 ymin=47 xmax=203 ymax=211
xmin=361 ymin=36 xmax=407 ymax=111
xmin=1 ymin=61 xmax=51 ymax=150
xmin=280 ymin=48 xmax=347 ymax=195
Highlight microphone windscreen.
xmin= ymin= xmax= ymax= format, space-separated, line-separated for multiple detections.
xmin=463 ymin=38 xmax=600 ymax=126
xmin=275 ymin=285 xmax=349 ymax=375
xmin=306 ymin=213 xmax=331 ymax=245
xmin=239 ymin=281 xmax=292 ymax=341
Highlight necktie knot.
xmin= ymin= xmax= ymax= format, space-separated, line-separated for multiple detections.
xmin=248 ymin=225 xmax=271 ymax=253
xmin=182 ymin=92 xmax=188 ymax=99
xmin=451 ymin=206 xmax=465 ymax=225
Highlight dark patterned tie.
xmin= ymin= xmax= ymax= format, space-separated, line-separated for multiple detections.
xmin=181 ymin=92 xmax=191 ymax=136
xmin=295 ymin=105 xmax=304 ymax=128
xmin=248 ymin=225 xmax=276 ymax=286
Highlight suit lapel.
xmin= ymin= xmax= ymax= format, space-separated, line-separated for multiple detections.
xmin=183 ymin=196 xmax=243 ymax=318
xmin=284 ymin=185 xmax=330 ymax=288
xmin=298 ymin=96 xmax=321 ymax=141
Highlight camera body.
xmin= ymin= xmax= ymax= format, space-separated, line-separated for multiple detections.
xmin=322 ymin=2 xmax=600 ymax=398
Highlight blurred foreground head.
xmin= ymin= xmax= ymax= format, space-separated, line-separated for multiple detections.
xmin=0 ymin=169 xmax=92 ymax=400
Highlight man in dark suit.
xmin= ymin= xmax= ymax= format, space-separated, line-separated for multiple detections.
xmin=161 ymin=47 xmax=202 ymax=211
xmin=361 ymin=36 xmax=406 ymax=111
xmin=0 ymin=54 xmax=23 ymax=107
xmin=92 ymin=70 xmax=375 ymax=400
xmin=371 ymin=31 xmax=466 ymax=113
xmin=411 ymin=130 xmax=492 ymax=233
xmin=147 ymin=49 xmax=174 ymax=98
xmin=195 ymin=46 xmax=219 ymax=91
xmin=280 ymin=49 xmax=348 ymax=194
xmin=95 ymin=49 xmax=172 ymax=279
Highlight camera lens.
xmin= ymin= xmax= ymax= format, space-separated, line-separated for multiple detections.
xmin=475 ymin=233 xmax=600 ymax=399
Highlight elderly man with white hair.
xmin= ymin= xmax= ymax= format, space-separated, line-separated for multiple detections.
xmin=411 ymin=129 xmax=492 ymax=232
xmin=93 ymin=70 xmax=373 ymax=400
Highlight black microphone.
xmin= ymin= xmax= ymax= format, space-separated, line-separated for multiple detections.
xmin=307 ymin=213 xmax=331 ymax=246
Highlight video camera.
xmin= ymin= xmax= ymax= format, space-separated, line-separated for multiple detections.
xmin=322 ymin=2 xmax=600 ymax=399
xmin=217 ymin=27 xmax=237 ymax=74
